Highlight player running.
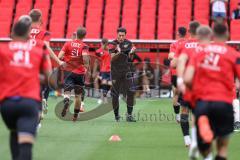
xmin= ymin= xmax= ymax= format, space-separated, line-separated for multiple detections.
xmin=184 ymin=23 xmax=240 ymax=160
xmin=0 ymin=16 xmax=52 ymax=160
xmin=58 ymin=27 xmax=89 ymax=121
xmin=176 ymin=21 xmax=200 ymax=147
xmin=95 ymin=38 xmax=112 ymax=104
xmin=168 ymin=26 xmax=187 ymax=123
xmin=29 ymin=9 xmax=64 ymax=114
xmin=185 ymin=25 xmax=213 ymax=159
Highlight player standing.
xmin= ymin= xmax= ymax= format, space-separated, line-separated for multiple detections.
xmin=111 ymin=27 xmax=137 ymax=122
xmin=95 ymin=38 xmax=111 ymax=103
xmin=168 ymin=26 xmax=187 ymax=123
xmin=184 ymin=23 xmax=240 ymax=160
xmin=176 ymin=21 xmax=200 ymax=147
xmin=58 ymin=27 xmax=89 ymax=121
xmin=0 ymin=16 xmax=51 ymax=160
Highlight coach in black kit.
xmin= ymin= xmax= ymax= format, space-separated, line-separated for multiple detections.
xmin=110 ymin=27 xmax=138 ymax=122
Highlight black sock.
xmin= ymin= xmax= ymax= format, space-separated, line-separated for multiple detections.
xmin=64 ymin=97 xmax=70 ymax=109
xmin=127 ymin=106 xmax=133 ymax=115
xmin=10 ymin=132 xmax=19 ymax=160
xmin=215 ymin=155 xmax=226 ymax=160
xmin=173 ymin=105 xmax=180 ymax=114
xmin=74 ymin=109 xmax=80 ymax=117
xmin=102 ymin=85 xmax=109 ymax=97
xmin=114 ymin=107 xmax=119 ymax=117
xmin=180 ymin=114 xmax=189 ymax=136
xmin=18 ymin=143 xmax=32 ymax=160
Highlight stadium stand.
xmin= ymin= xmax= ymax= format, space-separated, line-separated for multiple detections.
xmin=85 ymin=0 xmax=103 ymax=38
xmin=103 ymin=0 xmax=121 ymax=39
xmin=121 ymin=0 xmax=139 ymax=39
xmin=67 ymin=0 xmax=86 ymax=37
xmin=49 ymin=0 xmax=67 ymax=38
xmin=0 ymin=0 xmax=15 ymax=37
xmin=0 ymin=0 xmax=240 ymax=40
xmin=139 ymin=0 xmax=156 ymax=39
xmin=157 ymin=0 xmax=174 ymax=39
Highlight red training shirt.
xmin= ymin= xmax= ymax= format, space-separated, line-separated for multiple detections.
xmin=95 ymin=48 xmax=111 ymax=72
xmin=61 ymin=39 xmax=89 ymax=74
xmin=190 ymin=42 xmax=240 ymax=104
xmin=169 ymin=38 xmax=186 ymax=75
xmin=0 ymin=41 xmax=51 ymax=101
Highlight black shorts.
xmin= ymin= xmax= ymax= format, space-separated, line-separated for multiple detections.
xmin=100 ymin=72 xmax=111 ymax=81
xmin=64 ymin=71 xmax=85 ymax=94
xmin=0 ymin=97 xmax=41 ymax=137
xmin=171 ymin=75 xmax=177 ymax=87
xmin=195 ymin=100 xmax=234 ymax=151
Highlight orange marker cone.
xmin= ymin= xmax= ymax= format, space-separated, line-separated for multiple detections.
xmin=109 ymin=135 xmax=121 ymax=142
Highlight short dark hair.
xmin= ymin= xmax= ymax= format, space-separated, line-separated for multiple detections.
xmin=238 ymin=2 xmax=240 ymax=5
xmin=29 ymin=9 xmax=42 ymax=22
xmin=117 ymin=27 xmax=127 ymax=34
xmin=13 ymin=16 xmax=32 ymax=37
xmin=189 ymin=21 xmax=200 ymax=35
xmin=76 ymin=27 xmax=86 ymax=39
xmin=178 ymin=27 xmax=187 ymax=37
xmin=213 ymin=23 xmax=228 ymax=38
xmin=101 ymin=38 xmax=108 ymax=45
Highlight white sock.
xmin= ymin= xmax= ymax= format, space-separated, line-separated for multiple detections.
xmin=204 ymin=153 xmax=213 ymax=160
xmin=184 ymin=135 xmax=191 ymax=146
xmin=233 ymin=99 xmax=240 ymax=122
xmin=191 ymin=126 xmax=197 ymax=145
xmin=63 ymin=94 xmax=70 ymax=99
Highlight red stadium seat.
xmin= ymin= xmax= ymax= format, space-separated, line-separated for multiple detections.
xmin=49 ymin=3 xmax=67 ymax=38
xmin=158 ymin=19 xmax=173 ymax=39
xmin=14 ymin=0 xmax=33 ymax=21
xmin=85 ymin=0 xmax=103 ymax=38
xmin=176 ymin=0 xmax=192 ymax=37
xmin=230 ymin=20 xmax=240 ymax=40
xmin=230 ymin=0 xmax=239 ymax=14
xmin=139 ymin=0 xmax=156 ymax=39
xmin=121 ymin=0 xmax=138 ymax=39
xmin=121 ymin=19 xmax=137 ymax=39
xmin=103 ymin=0 xmax=121 ymax=38
xmin=49 ymin=21 xmax=65 ymax=38
xmin=67 ymin=0 xmax=86 ymax=37
xmin=0 ymin=22 xmax=11 ymax=37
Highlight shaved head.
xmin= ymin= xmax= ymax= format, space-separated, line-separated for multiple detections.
xmin=196 ymin=26 xmax=213 ymax=41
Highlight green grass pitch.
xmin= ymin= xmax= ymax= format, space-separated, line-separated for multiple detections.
xmin=0 ymin=97 xmax=239 ymax=160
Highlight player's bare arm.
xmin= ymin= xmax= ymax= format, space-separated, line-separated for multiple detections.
xmin=168 ymin=52 xmax=175 ymax=60
xmin=177 ymin=53 xmax=188 ymax=78
xmin=45 ymin=41 xmax=65 ymax=66
xmin=184 ymin=65 xmax=195 ymax=89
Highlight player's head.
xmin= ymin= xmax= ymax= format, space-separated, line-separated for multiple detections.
xmin=238 ymin=2 xmax=240 ymax=9
xmin=196 ymin=25 xmax=213 ymax=42
xmin=12 ymin=15 xmax=32 ymax=39
xmin=76 ymin=27 xmax=87 ymax=40
xmin=117 ymin=27 xmax=127 ymax=42
xmin=188 ymin=21 xmax=200 ymax=36
xmin=108 ymin=42 xmax=118 ymax=54
xmin=101 ymin=38 xmax=108 ymax=49
xmin=177 ymin=27 xmax=187 ymax=38
xmin=213 ymin=23 xmax=228 ymax=41
xmin=29 ymin=9 xmax=42 ymax=25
